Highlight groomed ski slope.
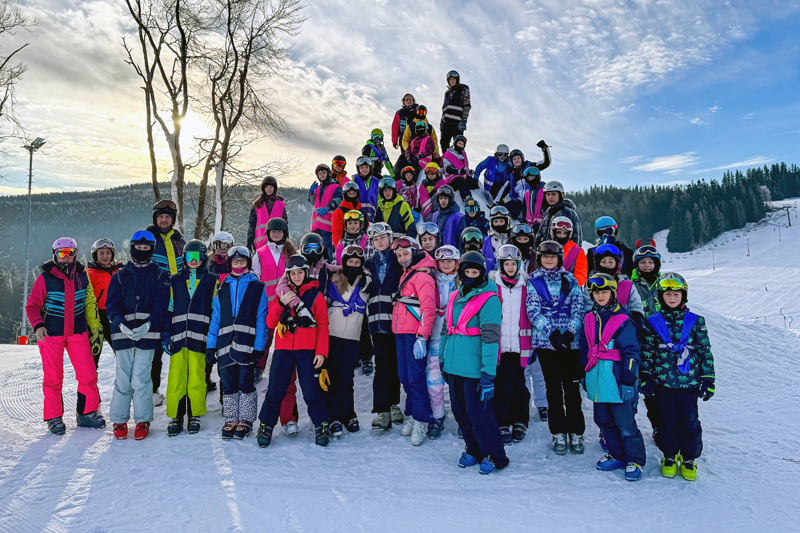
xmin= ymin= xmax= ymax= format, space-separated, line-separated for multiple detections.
xmin=1 ymin=205 xmax=799 ymax=532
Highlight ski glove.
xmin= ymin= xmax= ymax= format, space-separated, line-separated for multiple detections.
xmin=537 ymin=139 xmax=550 ymax=149
xmin=413 ymin=336 xmax=427 ymax=360
xmin=205 ymin=348 xmax=217 ymax=365
xmin=162 ymin=342 xmax=173 ymax=357
xmin=317 ymin=369 xmax=330 ymax=392
xmin=640 ymin=374 xmax=655 ymax=398
xmin=478 ymin=372 xmax=494 ymax=402
xmin=620 ymin=385 xmax=636 ymax=402
xmin=458 ymin=120 xmax=467 ymax=132
xmin=89 ymin=329 xmax=103 ymax=357
xmin=251 ymin=350 xmax=265 ymax=365
xmin=316 ymin=207 xmax=329 ymax=216
xmin=131 ymin=322 xmax=150 ymax=342
xmin=548 ymin=330 xmax=562 ymax=349
xmin=699 ymin=378 xmax=715 ymax=401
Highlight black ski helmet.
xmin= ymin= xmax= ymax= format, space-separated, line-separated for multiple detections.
xmin=266 ymin=217 xmax=289 ymax=244
xmin=299 ymin=232 xmax=325 ymax=263
xmin=261 ymin=175 xmax=278 ymax=195
xmin=447 ymin=70 xmax=460 ymax=85
xmin=535 ymin=240 xmax=564 ymax=269
xmin=458 ymin=250 xmax=487 ymax=285
xmin=183 ymin=239 xmax=208 ymax=265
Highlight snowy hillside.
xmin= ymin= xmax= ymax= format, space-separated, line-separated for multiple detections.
xmin=1 ymin=207 xmax=800 ymax=531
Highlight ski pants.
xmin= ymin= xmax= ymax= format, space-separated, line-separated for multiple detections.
xmin=492 ymin=352 xmax=531 ymax=428
xmin=258 ymin=330 xmax=300 ymax=426
xmin=655 ymin=386 xmax=703 ymax=460
xmin=538 ymin=349 xmax=585 ymax=435
xmin=439 ymin=122 xmax=460 ymax=153
xmin=371 ymin=332 xmax=401 ymax=413
xmin=151 ymin=346 xmax=164 ymax=393
xmin=325 ymin=337 xmax=360 ymax=423
xmin=166 ymin=348 xmax=207 ymax=418
xmin=395 ymin=333 xmax=432 ymax=424
xmin=426 ymin=339 xmax=446 ymax=420
xmin=38 ymin=333 xmax=100 ymax=420
xmin=524 ymin=355 xmax=548 ymax=409
xmin=219 ymin=362 xmax=257 ymax=423
xmin=111 ymin=347 xmax=155 ymax=424
xmin=259 ymin=349 xmax=329 ymax=427
xmin=312 ymin=229 xmax=336 ymax=264
xmin=593 ymin=399 xmax=647 ymax=466
xmin=643 ymin=395 xmax=659 ymax=434
xmin=447 ymin=374 xmax=509 ymax=468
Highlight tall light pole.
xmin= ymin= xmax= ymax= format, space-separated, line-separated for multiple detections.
xmin=20 ymin=137 xmax=46 ymax=340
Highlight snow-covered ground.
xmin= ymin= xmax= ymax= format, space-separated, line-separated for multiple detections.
xmin=2 ymin=205 xmax=800 ymax=531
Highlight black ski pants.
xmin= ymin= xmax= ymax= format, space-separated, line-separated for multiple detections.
xmin=325 ymin=337 xmax=360 ymax=423
xmin=492 ymin=352 xmax=531 ymax=428
xmin=655 ymin=385 xmax=703 ymax=460
xmin=448 ymin=374 xmax=509 ymax=468
xmin=537 ymin=349 xmax=585 ymax=435
xmin=371 ymin=333 xmax=401 ymax=413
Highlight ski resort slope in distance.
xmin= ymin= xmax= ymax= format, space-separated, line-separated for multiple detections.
xmin=1 ymin=203 xmax=799 ymax=532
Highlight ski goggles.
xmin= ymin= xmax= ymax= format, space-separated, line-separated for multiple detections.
xmin=366 ymin=224 xmax=392 ymax=238
xmin=537 ymin=241 xmax=562 ymax=255
xmin=342 ymin=245 xmax=365 ymax=258
xmin=371 ymin=135 xmax=384 ymax=144
xmin=418 ymin=222 xmax=439 ymax=237
xmin=587 ymin=275 xmax=617 ymax=292
xmin=285 ymin=255 xmax=309 ymax=271
xmin=552 ymin=219 xmax=573 ymax=230
xmin=435 ymin=245 xmax=460 ymax=260
xmin=154 ymin=199 xmax=177 ymax=211
xmin=55 ymin=248 xmax=77 ymax=259
xmin=512 ymin=223 xmax=533 ymax=237
xmin=658 ymin=278 xmax=687 ymax=291
xmin=344 ymin=210 xmax=364 ymax=221
xmin=391 ymin=236 xmax=418 ymax=250
xmin=461 ymin=231 xmax=483 ymax=244
xmin=213 ymin=241 xmax=232 ymax=251
xmin=93 ymin=238 xmax=115 ymax=251
xmin=301 ymin=243 xmax=323 ymax=255
xmin=184 ymin=251 xmax=204 ymax=263
xmin=595 ymin=244 xmax=621 ymax=257
xmin=596 ymin=226 xmax=616 ymax=237
xmin=417 ymin=108 xmax=428 ymax=117
xmin=332 ymin=158 xmax=346 ymax=168
xmin=465 ymin=203 xmax=479 ymax=215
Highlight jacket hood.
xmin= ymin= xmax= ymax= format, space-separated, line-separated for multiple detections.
xmin=87 ymin=261 xmax=123 ymax=272
xmin=408 ymin=252 xmax=437 ymax=272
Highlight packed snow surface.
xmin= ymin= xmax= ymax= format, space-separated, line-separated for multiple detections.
xmin=1 ymin=203 xmax=799 ymax=531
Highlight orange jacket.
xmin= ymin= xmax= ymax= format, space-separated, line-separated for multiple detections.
xmin=331 ymin=199 xmax=362 ymax=246
xmin=563 ymin=240 xmax=588 ymax=286
xmin=267 ymin=280 xmax=329 ymax=356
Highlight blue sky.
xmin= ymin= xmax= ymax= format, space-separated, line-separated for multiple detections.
xmin=1 ymin=0 xmax=799 ymax=195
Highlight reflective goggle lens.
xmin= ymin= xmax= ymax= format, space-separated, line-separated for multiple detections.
xmin=435 ymin=248 xmax=458 ymax=259
xmin=185 ymin=251 xmax=203 ymax=263
xmin=344 ymin=211 xmax=363 ymax=221
xmin=554 ymin=220 xmax=573 ymax=229
xmin=658 ymin=278 xmax=686 ymax=291
xmin=596 ymin=244 xmax=621 ymax=256
xmin=462 ymin=233 xmax=482 ymax=243
xmin=55 ymin=248 xmax=76 ymax=259
xmin=301 ymin=243 xmax=323 ymax=254
xmin=214 ymin=242 xmax=232 ymax=250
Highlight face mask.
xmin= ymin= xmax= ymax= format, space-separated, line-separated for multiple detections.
xmin=514 ymin=240 xmax=531 ymax=256
xmin=303 ymin=251 xmax=322 ymax=265
xmin=554 ymin=235 xmax=569 ymax=246
xmin=344 ymin=265 xmax=362 ymax=283
xmin=597 ymin=263 xmax=618 ymax=277
xmin=131 ymin=247 xmax=153 ymax=264
xmin=639 ymin=269 xmax=659 ymax=284
xmin=460 ymin=274 xmax=483 ymax=292
xmin=231 ymin=266 xmax=248 ymax=276
xmin=493 ymin=221 xmax=509 ymax=234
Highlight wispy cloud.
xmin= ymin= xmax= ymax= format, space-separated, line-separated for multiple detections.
xmin=708 ymin=105 xmax=721 ymax=113
xmin=692 ymin=156 xmax=774 ymax=173
xmin=690 ymin=118 xmax=708 ymax=125
xmin=632 ymin=153 xmax=700 ymax=173
xmin=742 ymin=112 xmax=756 ymax=120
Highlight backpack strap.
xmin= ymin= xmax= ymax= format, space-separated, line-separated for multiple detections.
xmin=563 ymin=245 xmax=580 ymax=272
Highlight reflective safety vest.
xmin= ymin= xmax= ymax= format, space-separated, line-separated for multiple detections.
xmin=311 ymin=181 xmax=338 ymax=231
xmin=256 ymin=245 xmax=285 ymax=303
xmin=445 ymin=290 xmax=495 ymax=336
xmin=254 ymin=201 xmax=286 ymax=249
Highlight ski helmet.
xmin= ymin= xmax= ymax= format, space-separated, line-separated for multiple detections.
xmin=356 ymin=155 xmax=372 ymax=170
xmin=152 ymin=199 xmax=177 ymax=227
xmin=343 ymin=210 xmax=366 ymax=235
xmin=458 ymin=251 xmax=487 ymax=289
xmin=424 ymin=162 xmax=440 ymax=176
xmin=416 ymin=105 xmax=428 ymax=119
xmin=299 ymin=233 xmax=325 ymax=263
xmin=315 ymin=163 xmax=332 ymax=180
xmin=587 ymin=273 xmax=618 ymax=295
xmin=593 ymin=243 xmax=623 ymax=275
xmin=52 ymin=237 xmax=78 ymax=261
xmin=464 ymin=197 xmax=481 ymax=216
xmin=495 ymin=144 xmax=510 ymax=161
xmin=657 ymin=272 xmax=688 ymax=306
xmin=594 ymin=216 xmax=618 ymax=237
xmin=536 ymin=240 xmax=564 ymax=268
xmin=211 ymin=231 xmax=234 ymax=249
xmin=437 ymin=185 xmax=455 ymax=209
xmin=366 ymin=222 xmax=393 ymax=242
xmin=460 ymin=226 xmax=484 ymax=251
xmin=489 ymin=205 xmax=510 ymax=233
xmin=266 ymin=217 xmax=289 ymax=244
xmin=261 ymin=175 xmax=278 ymax=195
xmin=341 ymin=244 xmax=365 ymax=268
xmin=285 ymin=254 xmax=310 ymax=286
xmin=129 ymin=230 xmax=156 ymax=264
xmin=523 ymin=166 xmax=541 ymax=186
xmin=183 ymin=239 xmax=208 ymax=266
xmin=435 ymin=245 xmax=461 ymax=261
xmin=453 ymin=135 xmax=467 ymax=149
xmin=90 ymin=238 xmax=115 ymax=263
xmin=332 ymin=155 xmax=346 ymax=169
xmin=378 ymin=177 xmax=397 ymax=201
xmin=496 ymin=244 xmax=522 ymax=272
xmin=509 ymin=149 xmax=525 ymax=165
xmin=401 ymin=165 xmax=417 ymax=181
xmin=414 ymin=121 xmax=427 ymax=135
xmin=633 ymin=244 xmax=661 ymax=273
xmin=227 ymin=245 xmax=251 ymax=270
xmin=342 ymin=181 xmax=360 ymax=201
xmin=418 ymin=222 xmax=440 ymax=238
xmin=543 ymin=181 xmax=565 ymax=203
xmin=447 ymin=70 xmax=460 ymax=84
xmin=510 ymin=223 xmax=533 ymax=256
xmin=550 ymin=216 xmax=574 ymax=240
xmin=391 ymin=235 xmax=420 ymax=251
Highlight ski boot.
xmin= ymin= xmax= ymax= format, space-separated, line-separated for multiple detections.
xmin=537 ymin=407 xmax=548 ymax=422
xmin=206 ymin=380 xmax=217 ymax=393
xmin=257 ymin=424 xmax=273 ymax=448
xmin=113 ymin=423 xmax=128 ymax=440
xmin=625 ymin=462 xmax=643 ymax=482
xmin=152 ymin=392 xmax=165 ymax=407
xmin=47 ymin=417 xmax=66 ymax=435
xmin=315 ymin=422 xmax=331 ymax=447
xmin=76 ymin=411 xmax=106 ymax=429
xmin=427 ymin=417 xmax=444 ymax=440
xmin=371 ymin=412 xmax=391 ymax=432
xmin=187 ymin=417 xmax=201 ymax=434
xmin=400 ymin=418 xmax=414 ymax=437
xmin=552 ymin=433 xmax=568 ymax=455
xmin=479 ymin=457 xmax=497 ymax=475
xmin=167 ymin=418 xmax=183 ymax=437
xmin=390 ymin=405 xmax=404 ymax=425
xmin=361 ymin=359 xmax=374 ymax=376
xmin=232 ymin=422 xmax=252 ymax=440
xmin=661 ymin=455 xmax=678 ymax=478
xmin=500 ymin=426 xmax=512 ymax=446
xmin=680 ymin=456 xmax=697 ymax=481
xmin=599 ymin=430 xmax=609 ymax=453
xmin=329 ymin=421 xmax=344 ymax=437
xmin=511 ymin=423 xmax=526 ymax=443
xmin=596 ymin=454 xmax=625 ymax=471
xmin=346 ymin=418 xmax=360 ymax=433
xmin=134 ymin=422 xmax=150 ymax=440
xmin=569 ymin=433 xmax=585 ymax=454
xmin=459 ymin=452 xmax=479 ymax=468
xmin=221 ymin=421 xmax=237 ymax=440
xmin=410 ymin=420 xmax=427 ymax=446
xmin=283 ymin=421 xmax=299 ymax=436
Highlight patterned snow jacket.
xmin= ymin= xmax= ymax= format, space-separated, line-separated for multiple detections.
xmin=525 ymin=267 xmax=584 ymax=351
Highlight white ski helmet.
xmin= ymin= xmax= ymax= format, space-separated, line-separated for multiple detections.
xmin=550 ymin=216 xmax=574 ymax=239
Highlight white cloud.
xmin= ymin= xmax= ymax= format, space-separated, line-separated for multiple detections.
xmin=689 ymin=117 xmax=708 ymax=125
xmin=708 ymin=105 xmax=721 ymax=112
xmin=632 ymin=152 xmax=700 ymax=173
xmin=742 ymin=112 xmax=756 ymax=120
xmin=692 ymin=156 xmax=773 ymax=173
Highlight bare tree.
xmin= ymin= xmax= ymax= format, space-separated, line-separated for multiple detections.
xmin=123 ymin=0 xmax=203 ymax=231
xmin=0 ymin=0 xmax=35 ymax=138
xmin=192 ymin=0 xmax=304 ymax=238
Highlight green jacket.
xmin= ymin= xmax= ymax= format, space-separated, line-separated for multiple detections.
xmin=640 ymin=308 xmax=714 ymax=389
xmin=631 ymin=270 xmax=660 ymax=318
xmin=440 ymin=279 xmax=502 ymax=379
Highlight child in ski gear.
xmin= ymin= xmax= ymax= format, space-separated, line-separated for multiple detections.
xmin=247 ymin=175 xmax=287 ymax=251
xmin=442 ymin=134 xmax=472 ymax=200
xmin=334 ymin=210 xmax=373 ymax=263
xmin=332 ymin=182 xmax=364 ymax=246
xmin=488 ymin=205 xmax=511 ymax=253
xmin=464 ymin=197 xmax=490 ymax=236
xmin=640 ymin=273 xmax=714 ymax=481
xmin=374 ymin=177 xmax=417 ymax=238
xmin=476 ymin=144 xmax=511 ymax=200
xmin=87 ymin=238 xmax=122 ymax=364
xmin=309 ymin=164 xmax=343 ymax=262
xmin=397 ymin=165 xmax=419 ymax=211
xmin=405 ymin=121 xmax=436 ymax=170
xmin=146 ymin=199 xmax=185 ymax=405
xmin=523 ymin=166 xmax=547 ymax=234
xmin=392 ymin=237 xmax=437 ymax=446
xmin=365 ymin=223 xmax=405 ymax=431
xmin=418 ymin=163 xmax=445 ymax=221
xmin=27 ymin=237 xmax=106 ymax=435
xmin=207 ymin=232 xmax=233 ymax=280
xmin=391 ymin=93 xmax=417 ymax=150
xmin=352 ymin=156 xmax=379 ymax=221
xmin=205 ymin=246 xmax=268 ymax=440
xmin=586 ymin=216 xmax=635 ymax=278
xmin=418 ymin=222 xmax=440 ymax=256
xmin=585 ymin=244 xmax=645 ymax=328
xmin=363 ymin=128 xmax=395 ymax=179
xmin=164 ymin=239 xmax=216 ymax=436
xmin=257 ymin=254 xmax=332 ymax=448
xmin=433 ymin=185 xmax=466 ymax=248
xmin=331 ymin=155 xmax=349 ymax=188
xmin=489 ymin=245 xmax=533 ymax=445
xmin=440 ymin=70 xmax=471 ymax=152
xmin=508 ymin=142 xmax=552 ymax=218
xmin=401 ymin=105 xmax=441 ymax=163
xmin=550 ymin=217 xmax=587 ymax=286
xmin=580 ymin=273 xmax=646 ymax=481
xmin=427 ymin=245 xmax=461 ymax=438
xmin=509 ymin=223 xmax=535 ymax=273
xmin=460 ymin=226 xmax=495 ymax=271
xmin=534 ymin=181 xmax=582 ymax=247
xmin=107 ymin=231 xmax=171 ymax=440
xmin=441 ymin=251 xmax=509 ymax=474
xmin=526 ymin=240 xmax=586 ymax=454
xmin=319 ymin=245 xmax=371 ymax=436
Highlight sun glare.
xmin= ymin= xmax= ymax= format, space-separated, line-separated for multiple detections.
xmin=178 ymin=110 xmax=211 ymax=146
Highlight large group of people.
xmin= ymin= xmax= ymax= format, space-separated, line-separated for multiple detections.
xmin=26 ymin=71 xmax=715 ymax=482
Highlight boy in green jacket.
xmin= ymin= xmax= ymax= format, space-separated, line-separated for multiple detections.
xmin=441 ymin=251 xmax=508 ymax=474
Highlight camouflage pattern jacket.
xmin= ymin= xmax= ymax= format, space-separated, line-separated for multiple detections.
xmin=640 ymin=307 xmax=714 ymax=389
